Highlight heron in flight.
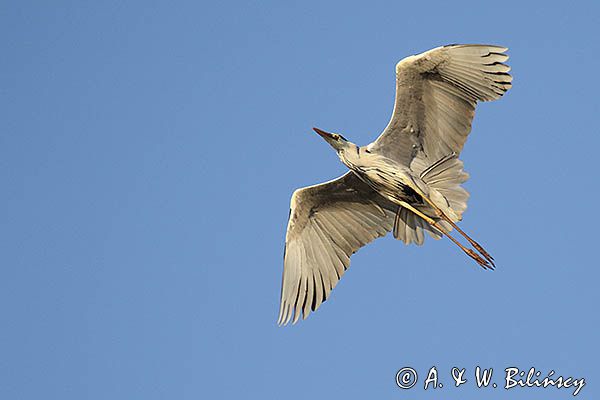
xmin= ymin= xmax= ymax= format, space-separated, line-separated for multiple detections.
xmin=278 ymin=44 xmax=512 ymax=325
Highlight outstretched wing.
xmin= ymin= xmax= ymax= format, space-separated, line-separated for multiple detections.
xmin=278 ymin=172 xmax=397 ymax=325
xmin=368 ymin=44 xmax=512 ymax=164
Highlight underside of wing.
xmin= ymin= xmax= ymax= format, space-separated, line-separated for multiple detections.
xmin=278 ymin=172 xmax=397 ymax=325
xmin=369 ymin=44 xmax=512 ymax=164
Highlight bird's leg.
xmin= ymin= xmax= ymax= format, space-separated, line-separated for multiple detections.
xmin=397 ymin=201 xmax=493 ymax=270
xmin=414 ymin=195 xmax=495 ymax=268
xmin=402 ymin=174 xmax=495 ymax=267
xmin=438 ymin=214 xmax=494 ymax=267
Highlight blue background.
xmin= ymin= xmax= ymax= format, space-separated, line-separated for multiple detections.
xmin=2 ymin=1 xmax=598 ymax=398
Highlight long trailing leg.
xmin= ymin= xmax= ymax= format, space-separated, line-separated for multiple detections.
xmin=397 ymin=201 xmax=493 ymax=270
xmin=437 ymin=213 xmax=494 ymax=267
xmin=413 ymin=194 xmax=495 ymax=267
xmin=402 ymin=175 xmax=495 ymax=267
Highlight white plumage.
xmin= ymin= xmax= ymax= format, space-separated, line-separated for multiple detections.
xmin=279 ymin=44 xmax=512 ymax=325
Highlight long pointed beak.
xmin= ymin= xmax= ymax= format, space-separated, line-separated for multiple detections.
xmin=313 ymin=127 xmax=334 ymax=140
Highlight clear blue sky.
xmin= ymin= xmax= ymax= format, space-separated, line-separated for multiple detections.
xmin=2 ymin=1 xmax=599 ymax=399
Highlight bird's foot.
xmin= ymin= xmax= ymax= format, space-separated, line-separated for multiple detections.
xmin=471 ymin=241 xmax=496 ymax=268
xmin=466 ymin=249 xmax=494 ymax=270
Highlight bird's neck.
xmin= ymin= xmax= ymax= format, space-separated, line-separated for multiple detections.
xmin=338 ymin=145 xmax=362 ymax=169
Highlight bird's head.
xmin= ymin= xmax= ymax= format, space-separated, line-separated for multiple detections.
xmin=312 ymin=127 xmax=355 ymax=153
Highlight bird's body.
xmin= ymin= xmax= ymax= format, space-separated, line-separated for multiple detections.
xmin=279 ymin=44 xmax=513 ymax=325
xmin=338 ymin=147 xmax=426 ymax=209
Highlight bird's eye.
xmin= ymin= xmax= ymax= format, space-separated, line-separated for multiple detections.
xmin=333 ymin=134 xmax=340 ymax=140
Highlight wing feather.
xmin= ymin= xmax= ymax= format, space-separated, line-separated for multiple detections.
xmin=279 ymin=172 xmax=397 ymax=325
xmin=369 ymin=44 xmax=512 ymax=164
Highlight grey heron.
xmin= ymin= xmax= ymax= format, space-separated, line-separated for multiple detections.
xmin=278 ymin=44 xmax=512 ymax=325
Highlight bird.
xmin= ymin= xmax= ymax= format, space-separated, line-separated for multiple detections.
xmin=278 ymin=44 xmax=512 ymax=325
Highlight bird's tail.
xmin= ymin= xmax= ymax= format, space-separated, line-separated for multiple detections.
xmin=392 ymin=153 xmax=469 ymax=245
xmin=415 ymin=152 xmax=470 ymax=222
